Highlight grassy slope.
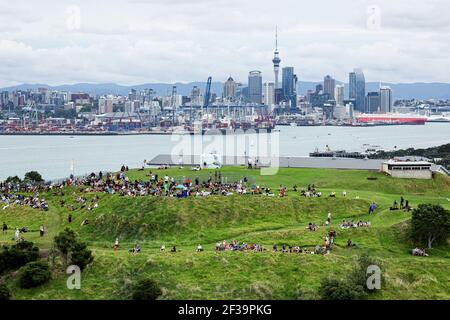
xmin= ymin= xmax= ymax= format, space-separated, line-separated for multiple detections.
xmin=1 ymin=167 xmax=449 ymax=300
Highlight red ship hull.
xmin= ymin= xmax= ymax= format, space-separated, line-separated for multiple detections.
xmin=356 ymin=115 xmax=427 ymax=125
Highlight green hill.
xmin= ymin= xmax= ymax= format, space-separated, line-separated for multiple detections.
xmin=1 ymin=167 xmax=449 ymax=300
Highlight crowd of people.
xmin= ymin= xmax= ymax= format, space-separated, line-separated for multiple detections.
xmin=390 ymin=196 xmax=412 ymax=212
xmin=1 ymin=192 xmax=49 ymax=211
xmin=340 ymin=220 xmax=371 ymax=229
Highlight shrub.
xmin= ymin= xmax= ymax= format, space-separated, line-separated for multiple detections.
xmin=132 ymin=278 xmax=162 ymax=300
xmin=0 ymin=284 xmax=11 ymax=300
xmin=54 ymin=228 xmax=77 ymax=266
xmin=71 ymin=242 xmax=94 ymax=271
xmin=53 ymin=228 xmax=94 ymax=270
xmin=18 ymin=261 xmax=51 ymax=289
xmin=319 ymin=278 xmax=367 ymax=300
xmin=0 ymin=241 xmax=39 ymax=274
xmin=348 ymin=253 xmax=383 ymax=293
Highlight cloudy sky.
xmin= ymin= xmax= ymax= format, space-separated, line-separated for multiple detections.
xmin=0 ymin=0 xmax=449 ymax=87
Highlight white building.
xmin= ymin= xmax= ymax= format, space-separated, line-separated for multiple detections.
xmin=381 ymin=160 xmax=433 ymax=179
xmin=335 ymin=84 xmax=345 ymax=106
xmin=263 ymin=82 xmax=275 ymax=107
xmin=380 ymin=86 xmax=393 ymax=113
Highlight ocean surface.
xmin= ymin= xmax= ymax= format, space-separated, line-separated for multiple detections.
xmin=1 ymin=123 xmax=449 ymax=181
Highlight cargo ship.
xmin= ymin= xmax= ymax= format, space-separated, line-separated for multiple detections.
xmin=355 ymin=114 xmax=427 ymax=125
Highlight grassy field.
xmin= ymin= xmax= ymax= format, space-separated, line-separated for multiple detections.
xmin=1 ymin=166 xmax=449 ymax=300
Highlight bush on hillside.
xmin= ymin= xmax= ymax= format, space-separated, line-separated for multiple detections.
xmin=132 ymin=278 xmax=162 ymax=300
xmin=53 ymin=228 xmax=94 ymax=270
xmin=18 ymin=261 xmax=51 ymax=289
xmin=70 ymin=242 xmax=94 ymax=271
xmin=318 ymin=278 xmax=367 ymax=300
xmin=411 ymin=204 xmax=450 ymax=249
xmin=0 ymin=284 xmax=11 ymax=300
xmin=0 ymin=241 xmax=39 ymax=274
xmin=348 ymin=253 xmax=384 ymax=293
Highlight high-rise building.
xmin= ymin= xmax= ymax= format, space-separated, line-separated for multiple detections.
xmin=223 ymin=77 xmax=237 ymax=102
xmin=248 ymin=70 xmax=263 ymax=104
xmin=365 ymin=92 xmax=380 ymax=113
xmin=349 ymin=68 xmax=365 ymax=113
xmin=282 ymin=67 xmax=298 ymax=108
xmin=380 ymin=86 xmax=393 ymax=113
xmin=191 ymin=86 xmax=201 ymax=105
xmin=335 ymin=84 xmax=345 ymax=106
xmin=272 ymin=27 xmax=281 ymax=90
xmin=263 ymin=82 xmax=275 ymax=106
xmin=324 ymin=75 xmax=336 ymax=100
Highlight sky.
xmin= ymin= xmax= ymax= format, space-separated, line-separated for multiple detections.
xmin=0 ymin=0 xmax=449 ymax=87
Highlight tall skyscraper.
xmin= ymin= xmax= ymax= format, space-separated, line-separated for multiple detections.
xmin=349 ymin=68 xmax=365 ymax=113
xmin=380 ymin=86 xmax=393 ymax=113
xmin=324 ymin=75 xmax=336 ymax=100
xmin=223 ymin=76 xmax=237 ymax=102
xmin=335 ymin=84 xmax=345 ymax=106
xmin=282 ymin=67 xmax=298 ymax=108
xmin=263 ymin=82 xmax=275 ymax=106
xmin=272 ymin=27 xmax=281 ymax=90
xmin=248 ymin=71 xmax=263 ymax=104
xmin=365 ymin=92 xmax=381 ymax=113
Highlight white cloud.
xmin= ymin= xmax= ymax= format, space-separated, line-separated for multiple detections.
xmin=0 ymin=0 xmax=449 ymax=87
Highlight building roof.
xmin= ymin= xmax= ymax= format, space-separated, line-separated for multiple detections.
xmin=383 ymin=159 xmax=432 ymax=166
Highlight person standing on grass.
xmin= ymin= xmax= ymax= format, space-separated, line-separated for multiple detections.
xmin=39 ymin=225 xmax=44 ymax=237
xmin=14 ymin=228 xmax=20 ymax=242
xmin=2 ymin=222 xmax=7 ymax=234
xmin=327 ymin=211 xmax=331 ymax=224
xmin=114 ymin=238 xmax=119 ymax=251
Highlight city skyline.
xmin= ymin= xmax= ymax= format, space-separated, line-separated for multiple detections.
xmin=1 ymin=0 xmax=450 ymax=87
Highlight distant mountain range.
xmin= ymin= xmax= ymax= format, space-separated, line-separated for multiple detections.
xmin=2 ymin=81 xmax=450 ymax=100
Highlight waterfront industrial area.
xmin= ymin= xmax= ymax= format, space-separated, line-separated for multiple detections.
xmin=1 ymin=30 xmax=450 ymax=136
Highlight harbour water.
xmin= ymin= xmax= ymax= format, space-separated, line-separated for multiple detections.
xmin=1 ymin=123 xmax=449 ymax=180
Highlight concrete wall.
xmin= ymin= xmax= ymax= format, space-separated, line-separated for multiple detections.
xmin=389 ymin=169 xmax=432 ymax=180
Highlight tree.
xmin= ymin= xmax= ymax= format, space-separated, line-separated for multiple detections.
xmin=132 ymin=278 xmax=162 ymax=300
xmin=4 ymin=176 xmax=21 ymax=184
xmin=24 ymin=171 xmax=44 ymax=184
xmin=0 ymin=284 xmax=11 ymax=300
xmin=318 ymin=278 xmax=367 ymax=300
xmin=411 ymin=204 xmax=450 ymax=249
xmin=18 ymin=261 xmax=51 ymax=289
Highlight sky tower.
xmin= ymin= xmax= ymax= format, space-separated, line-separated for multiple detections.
xmin=272 ymin=26 xmax=281 ymax=89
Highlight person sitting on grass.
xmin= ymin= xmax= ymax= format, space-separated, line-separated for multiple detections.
xmin=273 ymin=244 xmax=278 ymax=252
xmin=347 ymin=239 xmax=359 ymax=248
xmin=197 ymin=244 xmax=204 ymax=252
xmin=412 ymin=248 xmax=428 ymax=257
xmin=160 ymin=245 xmax=166 ymax=252
xmin=390 ymin=200 xmax=399 ymax=211
xmin=130 ymin=243 xmax=141 ymax=254
xmin=170 ymin=246 xmax=177 ymax=253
